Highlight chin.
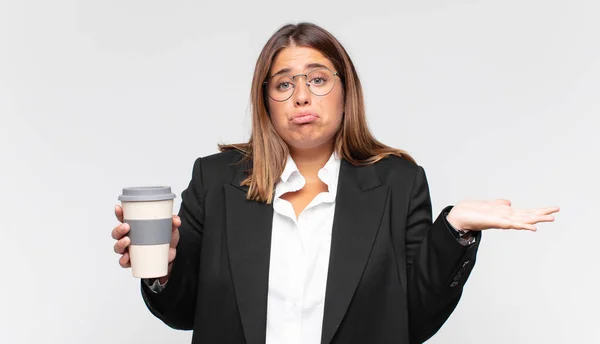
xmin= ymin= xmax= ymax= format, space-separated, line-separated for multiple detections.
xmin=286 ymin=136 xmax=333 ymax=151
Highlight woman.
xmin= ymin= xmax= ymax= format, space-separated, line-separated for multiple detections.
xmin=112 ymin=22 xmax=559 ymax=344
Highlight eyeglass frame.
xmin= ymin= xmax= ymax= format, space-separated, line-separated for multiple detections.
xmin=263 ymin=66 xmax=342 ymax=102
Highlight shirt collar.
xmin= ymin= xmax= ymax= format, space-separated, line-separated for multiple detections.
xmin=275 ymin=151 xmax=342 ymax=199
xmin=280 ymin=153 xmax=300 ymax=184
xmin=318 ymin=150 xmax=342 ymax=191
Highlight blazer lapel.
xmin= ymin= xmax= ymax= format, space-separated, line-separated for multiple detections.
xmin=320 ymin=160 xmax=389 ymax=344
xmin=225 ymin=165 xmax=273 ymax=344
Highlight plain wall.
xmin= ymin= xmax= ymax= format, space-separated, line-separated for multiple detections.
xmin=1 ymin=0 xmax=598 ymax=343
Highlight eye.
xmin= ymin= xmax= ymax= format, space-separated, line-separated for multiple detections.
xmin=277 ymin=82 xmax=292 ymax=90
xmin=309 ymin=73 xmax=328 ymax=86
xmin=312 ymin=77 xmax=324 ymax=85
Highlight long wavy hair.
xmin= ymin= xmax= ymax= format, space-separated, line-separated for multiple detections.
xmin=218 ymin=22 xmax=416 ymax=204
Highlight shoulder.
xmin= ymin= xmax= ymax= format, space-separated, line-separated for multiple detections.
xmin=189 ymin=149 xmax=246 ymax=186
xmin=372 ymin=154 xmax=422 ymax=175
xmin=371 ymin=154 xmax=425 ymax=186
xmin=200 ymin=149 xmax=246 ymax=168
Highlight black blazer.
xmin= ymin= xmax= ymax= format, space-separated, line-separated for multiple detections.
xmin=141 ymin=149 xmax=481 ymax=344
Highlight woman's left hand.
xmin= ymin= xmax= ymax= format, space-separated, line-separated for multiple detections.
xmin=446 ymin=199 xmax=560 ymax=232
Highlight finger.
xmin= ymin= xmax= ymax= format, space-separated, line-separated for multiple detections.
xmin=514 ymin=221 xmax=537 ymax=231
xmin=520 ymin=207 xmax=560 ymax=215
xmin=168 ymin=247 xmax=177 ymax=264
xmin=111 ymin=223 xmax=130 ymax=240
xmin=513 ymin=208 xmax=559 ymax=217
xmin=538 ymin=207 xmax=560 ymax=215
xmin=517 ymin=211 xmax=554 ymax=223
xmin=115 ymin=204 xmax=124 ymax=223
xmin=114 ymin=236 xmax=131 ymax=254
xmin=533 ymin=214 xmax=555 ymax=223
xmin=119 ymin=251 xmax=131 ymax=268
xmin=513 ymin=208 xmax=538 ymax=215
xmin=170 ymin=228 xmax=180 ymax=248
xmin=496 ymin=216 xmax=535 ymax=231
xmin=510 ymin=213 xmax=554 ymax=225
xmin=495 ymin=199 xmax=512 ymax=207
xmin=172 ymin=215 xmax=181 ymax=230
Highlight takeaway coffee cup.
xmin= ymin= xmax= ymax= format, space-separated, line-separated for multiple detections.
xmin=118 ymin=186 xmax=176 ymax=278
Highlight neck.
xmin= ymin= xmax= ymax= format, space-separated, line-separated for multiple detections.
xmin=289 ymin=143 xmax=334 ymax=182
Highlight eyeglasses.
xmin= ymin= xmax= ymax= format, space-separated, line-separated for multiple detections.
xmin=263 ymin=67 xmax=341 ymax=102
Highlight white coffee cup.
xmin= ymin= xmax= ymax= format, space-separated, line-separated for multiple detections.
xmin=118 ymin=186 xmax=176 ymax=278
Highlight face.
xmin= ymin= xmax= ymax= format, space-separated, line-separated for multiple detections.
xmin=266 ymin=46 xmax=344 ymax=152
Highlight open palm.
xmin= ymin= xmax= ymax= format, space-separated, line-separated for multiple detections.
xmin=446 ymin=199 xmax=560 ymax=232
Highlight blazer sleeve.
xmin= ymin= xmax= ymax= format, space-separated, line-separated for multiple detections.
xmin=405 ymin=165 xmax=481 ymax=344
xmin=139 ymin=157 xmax=206 ymax=330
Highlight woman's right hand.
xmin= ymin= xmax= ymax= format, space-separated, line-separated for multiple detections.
xmin=112 ymin=204 xmax=182 ymax=282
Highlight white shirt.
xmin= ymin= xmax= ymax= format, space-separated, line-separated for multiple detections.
xmin=265 ymin=151 xmax=341 ymax=344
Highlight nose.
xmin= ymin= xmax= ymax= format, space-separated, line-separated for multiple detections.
xmin=292 ymin=76 xmax=311 ymax=106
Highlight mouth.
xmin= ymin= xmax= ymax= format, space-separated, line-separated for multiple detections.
xmin=291 ymin=112 xmax=319 ymax=124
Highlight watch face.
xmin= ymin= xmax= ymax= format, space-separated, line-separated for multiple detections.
xmin=460 ymin=236 xmax=476 ymax=245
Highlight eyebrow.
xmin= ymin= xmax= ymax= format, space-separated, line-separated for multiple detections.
xmin=269 ymin=63 xmax=330 ymax=78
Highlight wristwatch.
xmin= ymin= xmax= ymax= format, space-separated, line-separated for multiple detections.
xmin=443 ymin=210 xmax=476 ymax=245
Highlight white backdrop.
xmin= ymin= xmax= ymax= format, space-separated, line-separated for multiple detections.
xmin=1 ymin=0 xmax=599 ymax=343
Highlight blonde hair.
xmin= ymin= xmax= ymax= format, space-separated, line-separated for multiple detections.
xmin=219 ymin=22 xmax=416 ymax=204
